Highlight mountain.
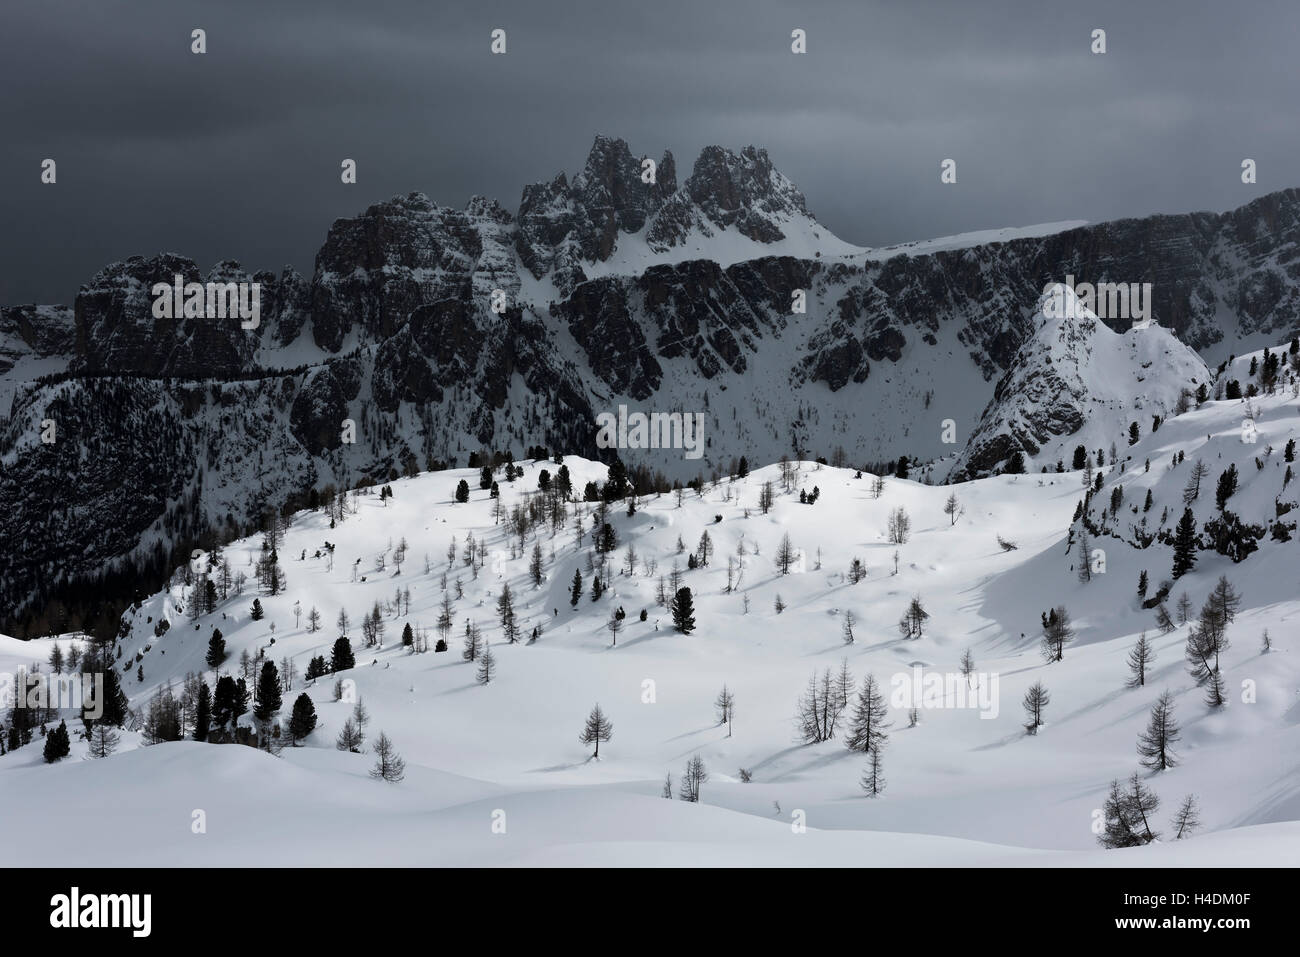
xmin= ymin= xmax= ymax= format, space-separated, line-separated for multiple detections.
xmin=4 ymin=364 xmax=1297 ymax=862
xmin=2 ymin=134 xmax=1300 ymax=631
xmin=950 ymin=285 xmax=1212 ymax=478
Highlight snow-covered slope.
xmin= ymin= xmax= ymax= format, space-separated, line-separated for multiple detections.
xmin=4 ymin=369 xmax=1298 ymax=865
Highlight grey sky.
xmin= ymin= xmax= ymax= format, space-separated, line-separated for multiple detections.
xmin=2 ymin=0 xmax=1296 ymax=305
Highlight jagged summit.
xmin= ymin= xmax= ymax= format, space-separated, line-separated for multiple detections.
xmin=3 ymin=136 xmax=1300 ymax=625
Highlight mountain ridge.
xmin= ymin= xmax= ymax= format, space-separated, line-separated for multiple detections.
xmin=2 ymin=135 xmax=1299 ymax=632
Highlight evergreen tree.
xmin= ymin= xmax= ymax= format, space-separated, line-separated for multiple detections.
xmin=776 ymin=533 xmax=796 ymax=574
xmin=860 ymin=749 xmax=885 ymax=797
xmin=211 ymin=675 xmax=238 ymax=741
xmin=254 ymin=661 xmax=282 ymax=728
xmin=1041 ymin=605 xmax=1075 ymax=662
xmin=1214 ymin=464 xmax=1238 ymax=510
xmin=288 ymin=693 xmax=318 ymax=743
xmin=1171 ymin=794 xmax=1201 ymax=840
xmin=250 ymin=598 xmax=265 ymax=621
xmin=401 ymin=622 xmax=414 ymax=648
xmin=671 ymin=587 xmax=696 ymax=634
xmin=1171 ymin=508 xmax=1198 ymax=579
xmin=844 ymin=674 xmax=890 ymax=754
xmin=569 ymin=569 xmax=583 ymax=607
xmin=497 ymin=584 xmax=520 ymax=643
xmin=579 ymin=703 xmax=614 ymax=758
xmin=42 ymin=720 xmax=70 ymax=763
xmin=476 ymin=642 xmax=496 ymax=684
xmin=1023 ymin=681 xmax=1050 ymax=734
xmin=88 ymin=723 xmax=120 ymax=759
xmin=1098 ymin=774 xmax=1161 ymax=848
xmin=898 ymin=595 xmax=929 ymax=640
xmin=959 ymin=648 xmax=976 ymax=684
xmin=529 ymin=542 xmax=544 ymax=587
xmin=205 ymin=630 xmax=226 ymax=670
xmin=454 ymin=479 xmax=470 ymax=503
xmin=194 ymin=681 xmax=211 ymax=741
xmin=1136 ymin=690 xmax=1180 ymax=772
xmin=369 ymin=732 xmax=406 ymax=782
xmin=85 ymin=664 xmax=128 ymax=729
xmin=679 ymin=754 xmax=708 ymax=802
xmin=1126 ymin=633 xmax=1155 ymax=688
xmin=335 ymin=715 xmax=364 ymax=753
xmin=462 ymin=620 xmax=484 ymax=662
xmin=714 ymin=685 xmax=735 ymax=735
xmin=331 ymin=636 xmax=355 ymax=672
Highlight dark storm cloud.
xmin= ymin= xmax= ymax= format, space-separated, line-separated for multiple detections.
xmin=2 ymin=0 xmax=1297 ymax=304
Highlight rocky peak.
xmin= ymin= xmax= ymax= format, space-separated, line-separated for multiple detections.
xmin=515 ymin=135 xmax=676 ymax=288
xmin=646 ymin=144 xmax=811 ymax=250
xmin=950 ymin=285 xmax=1210 ymax=479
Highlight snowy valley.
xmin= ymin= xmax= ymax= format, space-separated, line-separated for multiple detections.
xmin=4 ymin=341 xmax=1299 ymax=866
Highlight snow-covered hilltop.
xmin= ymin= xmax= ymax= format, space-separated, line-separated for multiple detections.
xmin=3 ymin=354 xmax=1298 ymax=865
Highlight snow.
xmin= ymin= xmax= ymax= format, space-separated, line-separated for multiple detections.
xmin=3 ymin=378 xmax=1300 ymax=865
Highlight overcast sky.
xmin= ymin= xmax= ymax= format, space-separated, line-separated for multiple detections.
xmin=2 ymin=0 xmax=1297 ymax=305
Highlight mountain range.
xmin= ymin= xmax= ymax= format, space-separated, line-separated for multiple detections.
xmin=2 ymin=134 xmax=1298 ymax=632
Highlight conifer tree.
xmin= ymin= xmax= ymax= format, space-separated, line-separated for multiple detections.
xmin=1126 ymin=633 xmax=1155 ymax=688
xmin=1136 ymin=690 xmax=1180 ymax=771
xmin=530 ymin=542 xmax=544 ymax=587
xmin=462 ymin=620 xmax=484 ymax=662
xmin=194 ymin=681 xmax=211 ymax=741
xmin=1023 ymin=681 xmax=1050 ymax=734
xmin=671 ymin=587 xmax=696 ymax=634
xmin=844 ymin=674 xmax=890 ymax=754
xmin=679 ymin=754 xmax=708 ymax=802
xmin=288 ymin=693 xmax=317 ymax=743
xmin=88 ymin=723 xmax=120 ymax=759
xmin=42 ymin=720 xmax=70 ymax=763
xmin=861 ymin=748 xmax=885 ymax=797
xmin=1041 ymin=606 xmax=1075 ymax=662
xmin=335 ymin=715 xmax=364 ymax=753
xmin=959 ymin=648 xmax=975 ymax=684
xmin=898 ymin=595 xmax=928 ymax=640
xmin=476 ymin=642 xmax=496 ymax=684
xmin=1098 ymin=774 xmax=1161 ymax=847
xmin=254 ymin=661 xmax=282 ymax=739
xmin=1171 ymin=794 xmax=1201 ymax=840
xmin=569 ymin=569 xmax=583 ymax=607
xmin=714 ymin=684 xmax=736 ymax=735
xmin=579 ymin=703 xmax=613 ymax=758
xmin=331 ymin=636 xmax=355 ymax=672
xmin=370 ymin=731 xmax=406 ymax=782
xmin=1171 ymin=508 xmax=1198 ymax=579
xmin=206 ymin=630 xmax=226 ymax=670
xmin=497 ymin=584 xmax=520 ymax=643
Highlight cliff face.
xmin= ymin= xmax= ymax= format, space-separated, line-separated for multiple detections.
xmin=2 ymin=134 xmax=1298 ymax=619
